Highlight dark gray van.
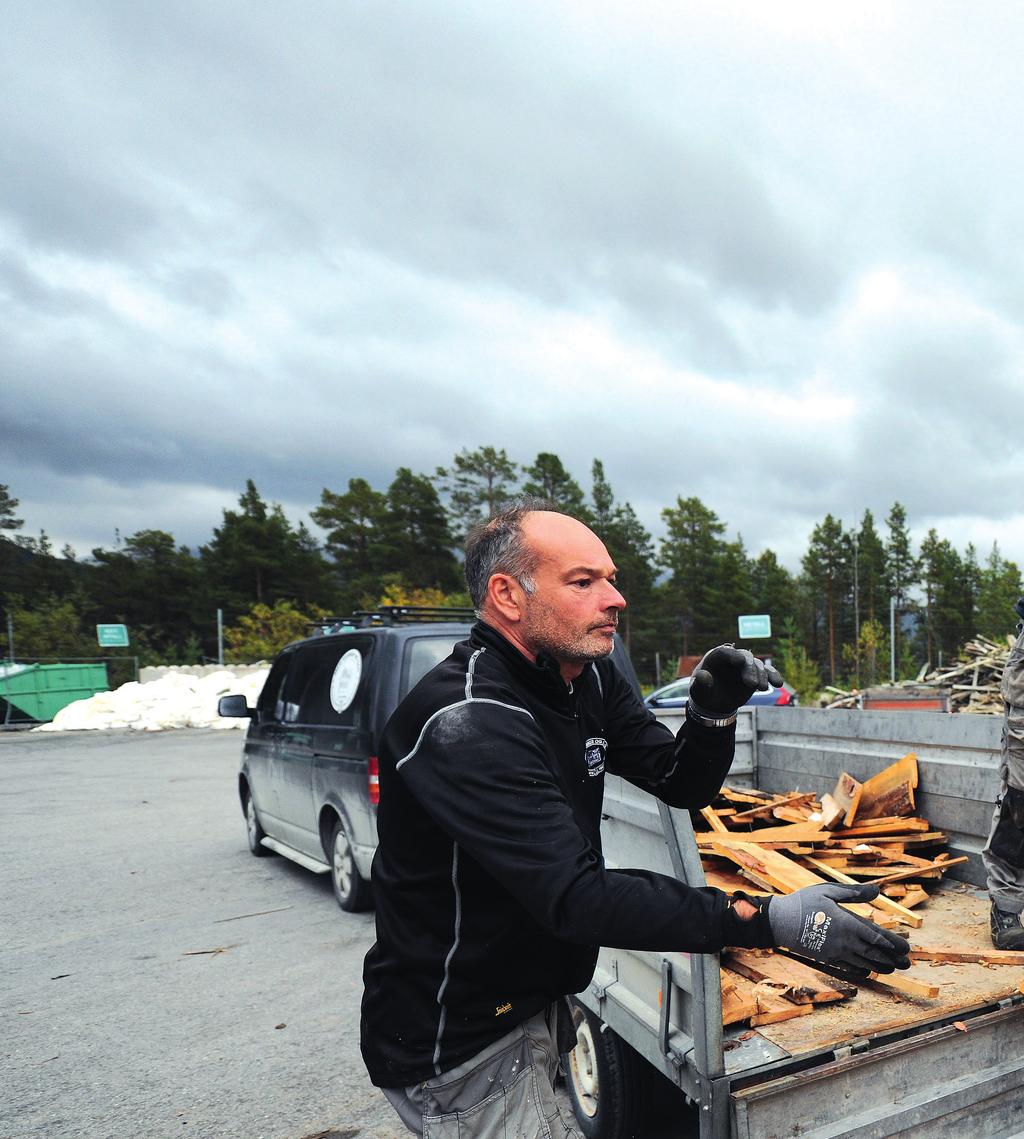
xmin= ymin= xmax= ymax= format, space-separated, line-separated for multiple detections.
xmin=220 ymin=608 xmax=643 ymax=914
xmin=218 ymin=608 xmax=474 ymax=911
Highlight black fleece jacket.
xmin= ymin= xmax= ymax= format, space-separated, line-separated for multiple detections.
xmin=359 ymin=621 xmax=773 ymax=1087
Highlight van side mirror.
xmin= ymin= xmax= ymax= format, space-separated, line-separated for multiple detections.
xmin=218 ymin=694 xmax=254 ymax=719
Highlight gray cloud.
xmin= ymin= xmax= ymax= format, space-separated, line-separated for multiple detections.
xmin=2 ymin=2 xmax=1023 ymax=575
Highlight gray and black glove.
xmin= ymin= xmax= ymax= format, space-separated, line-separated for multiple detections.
xmin=688 ymin=644 xmax=784 ymax=720
xmin=768 ymin=883 xmax=911 ymax=975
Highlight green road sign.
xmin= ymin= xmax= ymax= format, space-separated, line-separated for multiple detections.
xmin=737 ymin=614 xmax=771 ymax=639
xmin=96 ymin=623 xmax=130 ymax=648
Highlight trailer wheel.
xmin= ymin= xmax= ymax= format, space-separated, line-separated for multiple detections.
xmin=562 ymin=998 xmax=640 ymax=1139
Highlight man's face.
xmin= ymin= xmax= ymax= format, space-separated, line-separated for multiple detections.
xmin=517 ymin=512 xmax=627 ymax=670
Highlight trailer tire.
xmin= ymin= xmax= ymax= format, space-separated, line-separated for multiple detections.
xmin=561 ymin=998 xmax=641 ymax=1139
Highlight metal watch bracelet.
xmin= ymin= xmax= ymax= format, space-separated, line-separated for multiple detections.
xmin=685 ymin=702 xmax=738 ymax=729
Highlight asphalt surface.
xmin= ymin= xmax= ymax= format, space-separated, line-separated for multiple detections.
xmin=2 ymin=728 xmax=694 ymax=1139
xmin=2 ymin=728 xmax=402 ymax=1139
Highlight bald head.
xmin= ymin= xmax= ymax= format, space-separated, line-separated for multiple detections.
xmin=466 ymin=502 xmax=626 ymax=679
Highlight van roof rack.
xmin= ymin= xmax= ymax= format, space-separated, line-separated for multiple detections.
xmin=308 ymin=606 xmax=476 ymax=634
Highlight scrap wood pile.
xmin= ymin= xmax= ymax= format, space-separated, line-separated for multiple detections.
xmin=919 ymin=634 xmax=1013 ymax=714
xmin=700 ymin=752 xmax=1024 ymax=1027
xmin=821 ymin=633 xmax=1014 ymax=713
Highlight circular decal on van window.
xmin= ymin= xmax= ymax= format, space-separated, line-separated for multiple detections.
xmin=329 ymin=649 xmax=362 ymax=714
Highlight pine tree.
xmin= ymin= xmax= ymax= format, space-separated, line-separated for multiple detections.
xmin=659 ymin=497 xmax=727 ymax=656
xmin=802 ymin=515 xmax=851 ymax=684
xmin=311 ymin=478 xmax=388 ymax=608
xmin=977 ymin=543 xmax=1023 ymax=639
xmin=522 ymin=452 xmax=586 ymax=516
xmin=435 ymin=446 xmax=520 ymax=539
xmin=202 ymin=480 xmax=331 ymax=619
xmin=0 ymin=485 xmax=24 ymax=531
xmin=883 ymin=502 xmax=919 ymax=665
xmin=376 ymin=468 xmax=460 ymax=592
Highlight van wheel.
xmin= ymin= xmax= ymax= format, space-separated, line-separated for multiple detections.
xmin=243 ymin=789 xmax=269 ymax=856
xmin=329 ymin=818 xmax=373 ymax=912
xmin=562 ymin=998 xmax=641 ymax=1139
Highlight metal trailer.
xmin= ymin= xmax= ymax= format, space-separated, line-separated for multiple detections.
xmin=569 ymin=706 xmax=1024 ymax=1139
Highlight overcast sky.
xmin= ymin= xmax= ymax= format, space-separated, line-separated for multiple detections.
xmin=3 ymin=1 xmax=1023 ymax=577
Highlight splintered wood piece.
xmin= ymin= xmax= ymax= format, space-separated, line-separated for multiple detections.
xmin=871 ymin=856 xmax=969 ymax=886
xmin=710 ymin=841 xmax=876 ymax=919
xmin=852 ymin=753 xmax=919 ymax=822
xmin=748 ymin=991 xmax=816 ymax=1026
xmin=723 ymin=949 xmax=857 ymax=1004
xmin=799 ymin=856 xmax=923 ymax=928
xmin=700 ymin=806 xmax=731 ymax=834
xmin=830 ymin=817 xmax=932 ymax=837
xmin=720 ymin=971 xmax=760 ymax=1025
xmin=702 ymin=867 xmax=774 ymax=895
xmin=694 ymin=821 xmax=827 ymax=846
xmin=832 ymin=772 xmax=863 ymax=826
xmin=719 ymin=787 xmax=775 ymax=805
xmin=910 ymin=949 xmax=1024 ymax=966
xmin=730 ymin=792 xmax=817 ymax=824
xmin=866 ymin=972 xmax=940 ymax=999
xmin=819 ymin=792 xmax=847 ymax=830
xmin=773 ymin=805 xmax=817 ymax=824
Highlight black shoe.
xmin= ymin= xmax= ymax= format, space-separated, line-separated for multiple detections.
xmin=990 ymin=904 xmax=1024 ymax=950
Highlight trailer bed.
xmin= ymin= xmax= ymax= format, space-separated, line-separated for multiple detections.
xmin=746 ymin=883 xmax=1023 ymax=1062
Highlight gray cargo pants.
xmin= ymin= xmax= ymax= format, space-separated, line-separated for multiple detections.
xmin=381 ymin=1002 xmax=582 ymax=1138
xmin=982 ymin=624 xmax=1024 ymax=912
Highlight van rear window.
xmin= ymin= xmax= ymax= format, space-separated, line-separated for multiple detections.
xmin=401 ymin=636 xmax=460 ymax=699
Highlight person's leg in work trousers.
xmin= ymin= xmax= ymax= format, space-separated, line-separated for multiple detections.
xmin=381 ymin=1000 xmax=582 ymax=1138
xmin=983 ymin=620 xmax=1024 ymax=949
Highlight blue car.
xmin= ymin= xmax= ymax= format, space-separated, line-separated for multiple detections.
xmin=643 ymin=675 xmax=797 ymax=710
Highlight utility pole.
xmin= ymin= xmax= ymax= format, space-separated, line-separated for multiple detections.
xmin=853 ymin=532 xmax=860 ymax=646
xmin=889 ymin=595 xmax=897 ymax=684
xmin=217 ymin=608 xmax=224 ymax=666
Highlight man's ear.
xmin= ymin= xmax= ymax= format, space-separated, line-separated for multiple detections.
xmin=486 ymin=573 xmax=524 ymax=623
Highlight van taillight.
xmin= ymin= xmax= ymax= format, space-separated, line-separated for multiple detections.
xmin=368 ymin=756 xmax=380 ymax=806
xmin=775 ymin=689 xmax=792 ymax=705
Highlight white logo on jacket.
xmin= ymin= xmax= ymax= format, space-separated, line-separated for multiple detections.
xmin=584 ymin=737 xmax=607 ymax=778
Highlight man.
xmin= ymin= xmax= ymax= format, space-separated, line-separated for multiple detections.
xmin=361 ymin=502 xmax=909 ymax=1137
xmin=983 ymin=597 xmax=1024 ymax=950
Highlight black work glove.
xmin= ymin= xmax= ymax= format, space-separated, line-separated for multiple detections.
xmin=688 ymin=644 xmax=785 ymax=718
xmin=768 ymin=883 xmax=911 ymax=974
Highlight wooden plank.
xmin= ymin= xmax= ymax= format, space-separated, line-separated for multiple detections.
xmin=773 ymin=805 xmax=817 ymax=823
xmin=749 ymin=995 xmax=815 ymax=1026
xmin=829 ymin=817 xmax=932 ymax=837
xmin=723 ymin=949 xmax=857 ymax=1004
xmin=694 ymin=821 xmax=827 ymax=845
xmin=730 ymin=792 xmax=816 ymax=824
xmin=800 ymin=856 xmax=923 ymax=928
xmin=852 ymin=753 xmax=919 ymax=822
xmin=871 ymin=856 xmax=969 ymax=886
xmin=702 ymin=866 xmax=773 ymax=895
xmin=719 ymin=787 xmax=775 ymax=805
xmin=700 ymin=805 xmax=731 ymax=834
xmin=866 ymin=972 xmax=940 ymax=999
xmin=710 ymin=841 xmax=876 ymax=919
xmin=721 ymin=970 xmax=759 ymax=1025
xmin=910 ymin=948 xmax=1024 ymax=966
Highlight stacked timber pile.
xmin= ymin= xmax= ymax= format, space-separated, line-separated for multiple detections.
xmin=820 ymin=634 xmax=1013 ymax=713
xmin=919 ymin=634 xmax=1012 ymax=714
xmin=701 ymin=754 xmax=1024 ymax=1027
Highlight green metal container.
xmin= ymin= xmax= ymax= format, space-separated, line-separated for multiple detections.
xmin=0 ymin=663 xmax=110 ymax=722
